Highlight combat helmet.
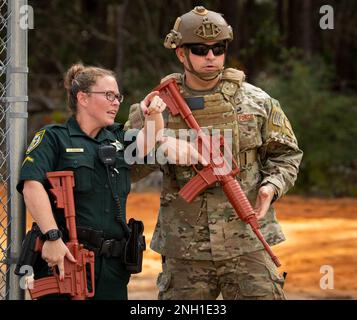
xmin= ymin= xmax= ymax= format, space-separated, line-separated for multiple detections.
xmin=164 ymin=6 xmax=233 ymax=81
xmin=164 ymin=6 xmax=233 ymax=49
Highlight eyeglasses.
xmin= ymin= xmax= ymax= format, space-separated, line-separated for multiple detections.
xmin=85 ymin=91 xmax=124 ymax=103
xmin=186 ymin=42 xmax=227 ymax=56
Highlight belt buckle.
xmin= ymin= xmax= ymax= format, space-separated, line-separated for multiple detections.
xmin=100 ymin=239 xmax=115 ymax=258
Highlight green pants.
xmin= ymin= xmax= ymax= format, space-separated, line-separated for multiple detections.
xmin=157 ymin=249 xmax=286 ymax=300
xmin=92 ymin=256 xmax=130 ymax=300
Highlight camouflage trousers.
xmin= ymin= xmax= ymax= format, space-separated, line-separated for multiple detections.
xmin=156 ymin=249 xmax=286 ymax=300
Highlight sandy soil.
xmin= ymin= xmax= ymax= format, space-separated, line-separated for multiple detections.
xmin=4 ymin=193 xmax=355 ymax=300
xmin=126 ymin=193 xmax=357 ymax=300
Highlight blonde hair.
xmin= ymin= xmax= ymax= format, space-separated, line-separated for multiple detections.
xmin=64 ymin=63 xmax=116 ymax=114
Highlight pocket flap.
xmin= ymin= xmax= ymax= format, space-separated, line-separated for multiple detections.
xmin=156 ymin=271 xmax=171 ymax=292
xmin=57 ymin=154 xmax=94 ymax=170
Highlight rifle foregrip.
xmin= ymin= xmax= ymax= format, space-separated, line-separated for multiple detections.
xmin=222 ymin=178 xmax=281 ymax=267
xmin=222 ymin=178 xmax=259 ymax=229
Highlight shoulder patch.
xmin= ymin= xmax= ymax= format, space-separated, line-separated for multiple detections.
xmin=268 ymin=101 xmax=295 ymax=139
xmin=26 ymin=129 xmax=46 ymax=154
xmin=272 ymin=108 xmax=284 ymax=127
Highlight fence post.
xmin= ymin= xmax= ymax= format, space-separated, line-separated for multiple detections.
xmin=3 ymin=0 xmax=28 ymax=300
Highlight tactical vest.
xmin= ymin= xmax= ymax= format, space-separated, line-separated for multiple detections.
xmin=161 ymin=69 xmax=244 ymax=188
xmin=150 ymin=70 xmax=288 ymax=260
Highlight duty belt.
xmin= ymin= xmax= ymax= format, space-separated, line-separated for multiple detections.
xmin=76 ymin=226 xmax=126 ymax=259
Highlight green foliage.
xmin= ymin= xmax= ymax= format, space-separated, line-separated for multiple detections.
xmin=25 ymin=0 xmax=357 ymax=197
xmin=256 ymin=51 xmax=357 ymax=196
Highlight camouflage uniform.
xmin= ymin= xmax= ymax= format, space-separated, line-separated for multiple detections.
xmin=125 ymin=7 xmax=303 ymax=300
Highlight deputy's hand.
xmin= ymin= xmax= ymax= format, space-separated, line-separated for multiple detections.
xmin=42 ymin=239 xmax=76 ymax=281
xmin=254 ymin=184 xmax=276 ymax=220
xmin=140 ymin=91 xmax=166 ymax=116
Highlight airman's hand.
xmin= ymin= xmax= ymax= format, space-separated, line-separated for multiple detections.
xmin=254 ymin=184 xmax=276 ymax=220
xmin=160 ymin=136 xmax=209 ymax=166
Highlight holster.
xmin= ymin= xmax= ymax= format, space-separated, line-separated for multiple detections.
xmin=124 ymin=218 xmax=146 ymax=274
xmin=14 ymin=222 xmax=42 ymax=276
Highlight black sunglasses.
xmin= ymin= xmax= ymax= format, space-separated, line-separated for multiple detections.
xmin=186 ymin=42 xmax=227 ymax=56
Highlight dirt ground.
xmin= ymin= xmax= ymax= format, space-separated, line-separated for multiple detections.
xmin=126 ymin=193 xmax=357 ymax=300
xmin=9 ymin=192 xmax=356 ymax=300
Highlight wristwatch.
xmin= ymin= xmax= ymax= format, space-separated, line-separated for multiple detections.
xmin=41 ymin=229 xmax=62 ymax=241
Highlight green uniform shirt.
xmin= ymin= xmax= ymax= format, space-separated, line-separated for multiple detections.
xmin=17 ymin=116 xmax=133 ymax=240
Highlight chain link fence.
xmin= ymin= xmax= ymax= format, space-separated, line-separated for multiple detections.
xmin=0 ymin=0 xmax=11 ymax=300
xmin=0 ymin=0 xmax=27 ymax=300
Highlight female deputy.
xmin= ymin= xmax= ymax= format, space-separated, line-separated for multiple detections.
xmin=16 ymin=63 xmax=166 ymax=299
